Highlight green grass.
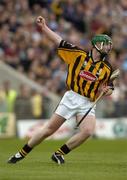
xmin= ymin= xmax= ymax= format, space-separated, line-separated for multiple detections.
xmin=0 ymin=138 xmax=127 ymax=180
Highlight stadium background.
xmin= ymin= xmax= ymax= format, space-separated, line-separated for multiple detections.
xmin=0 ymin=0 xmax=127 ymax=138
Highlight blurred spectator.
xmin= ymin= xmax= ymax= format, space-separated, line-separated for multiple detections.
xmin=31 ymin=89 xmax=43 ymax=119
xmin=14 ymin=84 xmax=32 ymax=120
xmin=2 ymin=80 xmax=17 ymax=113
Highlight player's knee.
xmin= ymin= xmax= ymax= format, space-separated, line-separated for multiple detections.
xmin=82 ymin=127 xmax=94 ymax=137
xmin=43 ymin=127 xmax=55 ymax=138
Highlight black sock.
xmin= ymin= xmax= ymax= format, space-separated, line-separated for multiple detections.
xmin=56 ymin=144 xmax=70 ymax=155
xmin=19 ymin=144 xmax=33 ymax=157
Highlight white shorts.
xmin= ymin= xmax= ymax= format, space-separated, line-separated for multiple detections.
xmin=55 ymin=90 xmax=96 ymax=120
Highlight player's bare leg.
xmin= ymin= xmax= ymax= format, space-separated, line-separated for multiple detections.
xmin=66 ymin=115 xmax=96 ymax=149
xmin=52 ymin=115 xmax=96 ymax=164
xmin=28 ymin=114 xmax=65 ymax=147
xmin=7 ymin=114 xmax=65 ymax=164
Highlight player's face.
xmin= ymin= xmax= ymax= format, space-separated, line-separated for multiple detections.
xmin=102 ymin=42 xmax=112 ymax=54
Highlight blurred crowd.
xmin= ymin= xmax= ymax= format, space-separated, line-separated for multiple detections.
xmin=0 ymin=0 xmax=127 ymax=118
xmin=0 ymin=80 xmax=44 ymax=119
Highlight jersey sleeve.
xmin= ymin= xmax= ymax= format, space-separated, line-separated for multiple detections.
xmin=57 ymin=40 xmax=85 ymax=64
xmin=103 ymin=62 xmax=115 ymax=90
xmin=107 ymin=69 xmax=115 ymax=90
xmin=108 ymin=81 xmax=114 ymax=90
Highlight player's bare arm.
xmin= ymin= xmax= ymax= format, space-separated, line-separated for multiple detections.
xmin=36 ymin=16 xmax=62 ymax=45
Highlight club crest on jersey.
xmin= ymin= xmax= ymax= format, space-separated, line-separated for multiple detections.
xmin=79 ymin=70 xmax=97 ymax=82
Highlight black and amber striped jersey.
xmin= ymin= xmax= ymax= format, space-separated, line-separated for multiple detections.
xmin=57 ymin=40 xmax=113 ymax=101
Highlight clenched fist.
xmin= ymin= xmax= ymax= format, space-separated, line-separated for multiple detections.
xmin=36 ymin=16 xmax=46 ymax=29
xmin=100 ymin=84 xmax=113 ymax=96
xmin=35 ymin=15 xmax=62 ymax=45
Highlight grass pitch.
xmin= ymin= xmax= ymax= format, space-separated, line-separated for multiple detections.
xmin=0 ymin=138 xmax=127 ymax=180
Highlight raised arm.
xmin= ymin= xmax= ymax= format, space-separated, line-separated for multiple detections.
xmin=36 ymin=16 xmax=62 ymax=46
